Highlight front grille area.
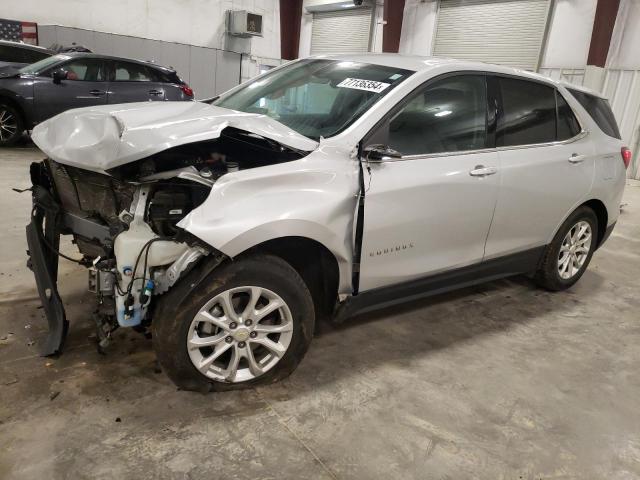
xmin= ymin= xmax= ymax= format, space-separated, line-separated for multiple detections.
xmin=45 ymin=160 xmax=136 ymax=258
xmin=47 ymin=160 xmax=136 ymax=227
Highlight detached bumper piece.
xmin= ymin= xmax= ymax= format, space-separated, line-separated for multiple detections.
xmin=26 ymin=183 xmax=69 ymax=356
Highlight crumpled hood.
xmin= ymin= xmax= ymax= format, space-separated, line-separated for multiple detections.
xmin=31 ymin=101 xmax=319 ymax=172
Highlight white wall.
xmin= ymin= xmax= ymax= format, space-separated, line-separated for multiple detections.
xmin=608 ymin=0 xmax=640 ymax=68
xmin=240 ymin=54 xmax=284 ymax=82
xmin=3 ymin=0 xmax=281 ymax=59
xmin=299 ymin=2 xmax=314 ymax=58
xmin=540 ymin=0 xmax=597 ymax=68
xmin=371 ymin=0 xmax=385 ymax=53
xmin=398 ymin=0 xmax=438 ymax=56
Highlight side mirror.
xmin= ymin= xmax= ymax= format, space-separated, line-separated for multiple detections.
xmin=52 ymin=69 xmax=68 ymax=84
xmin=363 ymin=144 xmax=402 ymax=163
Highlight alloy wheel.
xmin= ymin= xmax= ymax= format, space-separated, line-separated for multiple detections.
xmin=0 ymin=108 xmax=18 ymax=142
xmin=557 ymin=220 xmax=592 ymax=280
xmin=187 ymin=286 xmax=294 ymax=383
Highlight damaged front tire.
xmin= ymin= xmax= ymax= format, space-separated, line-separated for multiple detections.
xmin=153 ymin=254 xmax=315 ymax=392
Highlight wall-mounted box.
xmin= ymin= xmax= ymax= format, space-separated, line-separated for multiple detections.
xmin=227 ymin=10 xmax=263 ymax=37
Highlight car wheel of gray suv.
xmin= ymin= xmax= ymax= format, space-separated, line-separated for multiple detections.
xmin=153 ymin=254 xmax=315 ymax=392
xmin=534 ymin=206 xmax=598 ymax=291
xmin=0 ymin=103 xmax=24 ymax=147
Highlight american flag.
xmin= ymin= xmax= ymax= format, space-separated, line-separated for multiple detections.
xmin=0 ymin=18 xmax=38 ymax=45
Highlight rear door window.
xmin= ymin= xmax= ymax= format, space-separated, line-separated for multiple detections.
xmin=113 ymin=61 xmax=159 ymax=82
xmin=21 ymin=49 xmax=50 ymax=63
xmin=568 ymin=88 xmax=621 ymax=139
xmin=0 ymin=45 xmax=23 ymax=62
xmin=556 ymin=91 xmax=581 ymax=140
xmin=496 ymin=77 xmax=556 ymax=147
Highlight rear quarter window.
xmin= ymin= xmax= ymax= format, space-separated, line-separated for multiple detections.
xmin=0 ymin=45 xmax=49 ymax=63
xmin=556 ymin=91 xmax=581 ymax=140
xmin=568 ymin=88 xmax=621 ymax=139
xmin=22 ymin=49 xmax=50 ymax=63
xmin=159 ymin=70 xmax=181 ymax=84
xmin=0 ymin=45 xmax=23 ymax=63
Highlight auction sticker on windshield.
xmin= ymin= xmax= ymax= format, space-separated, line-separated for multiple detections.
xmin=337 ymin=78 xmax=391 ymax=93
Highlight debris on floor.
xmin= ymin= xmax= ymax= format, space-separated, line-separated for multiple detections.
xmin=0 ymin=332 xmax=14 ymax=345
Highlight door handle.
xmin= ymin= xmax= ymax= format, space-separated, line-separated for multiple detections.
xmin=469 ymin=165 xmax=498 ymax=177
xmin=148 ymin=89 xmax=163 ymax=96
xmin=568 ymin=153 xmax=585 ymax=164
xmin=89 ymin=89 xmax=106 ymax=96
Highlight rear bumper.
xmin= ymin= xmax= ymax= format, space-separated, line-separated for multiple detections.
xmin=26 ymin=184 xmax=68 ymax=356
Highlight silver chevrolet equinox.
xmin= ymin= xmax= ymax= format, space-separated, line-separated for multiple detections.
xmin=25 ymin=54 xmax=628 ymax=392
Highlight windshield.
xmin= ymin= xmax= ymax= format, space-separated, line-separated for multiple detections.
xmin=215 ymin=59 xmax=413 ymax=140
xmin=19 ymin=54 xmax=71 ymax=74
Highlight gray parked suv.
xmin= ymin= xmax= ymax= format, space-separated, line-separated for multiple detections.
xmin=0 ymin=53 xmax=194 ymax=146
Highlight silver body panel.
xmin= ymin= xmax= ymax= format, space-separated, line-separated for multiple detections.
xmin=359 ymin=150 xmax=500 ymax=291
xmin=178 ymin=147 xmax=360 ymax=294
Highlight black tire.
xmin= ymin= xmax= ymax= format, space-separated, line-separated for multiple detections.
xmin=534 ymin=206 xmax=598 ymax=291
xmin=0 ymin=103 xmax=24 ymax=147
xmin=153 ymin=254 xmax=315 ymax=392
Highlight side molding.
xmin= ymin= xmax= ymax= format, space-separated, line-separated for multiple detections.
xmin=334 ymin=246 xmax=545 ymax=322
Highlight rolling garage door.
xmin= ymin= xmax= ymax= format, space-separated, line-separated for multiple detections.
xmin=433 ymin=0 xmax=551 ymax=71
xmin=310 ymin=8 xmax=372 ymax=55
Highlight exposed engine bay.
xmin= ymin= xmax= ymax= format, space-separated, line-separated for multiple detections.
xmin=26 ymin=127 xmax=308 ymax=354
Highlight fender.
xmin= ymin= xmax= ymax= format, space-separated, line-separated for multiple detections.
xmin=544 ymin=165 xmax=597 ymax=247
xmin=0 ymin=85 xmax=35 ymax=126
xmin=0 ymin=88 xmax=27 ymax=102
xmin=545 ymin=148 xmax=624 ymax=248
xmin=216 ymin=220 xmax=353 ymax=293
xmin=178 ymin=152 xmax=360 ymax=294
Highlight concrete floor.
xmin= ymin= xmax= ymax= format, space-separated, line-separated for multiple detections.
xmin=1 ymin=145 xmax=640 ymax=480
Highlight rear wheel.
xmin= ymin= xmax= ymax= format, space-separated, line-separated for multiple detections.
xmin=153 ymin=254 xmax=315 ymax=392
xmin=0 ymin=103 xmax=24 ymax=147
xmin=534 ymin=206 xmax=598 ymax=291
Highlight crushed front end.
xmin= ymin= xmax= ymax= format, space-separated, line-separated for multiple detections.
xmin=26 ymin=124 xmax=310 ymax=355
xmin=26 ymin=155 xmax=220 ymax=355
xmin=25 ymin=100 xmax=316 ymax=356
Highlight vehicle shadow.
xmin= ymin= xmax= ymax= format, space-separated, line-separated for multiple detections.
xmin=279 ymin=270 xmax=606 ymax=391
xmin=19 ymin=269 xmax=605 ymax=404
xmin=9 ymin=133 xmax=36 ymax=148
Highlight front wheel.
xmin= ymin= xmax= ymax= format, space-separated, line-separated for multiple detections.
xmin=0 ymin=103 xmax=24 ymax=147
xmin=153 ymin=254 xmax=315 ymax=392
xmin=534 ymin=206 xmax=598 ymax=291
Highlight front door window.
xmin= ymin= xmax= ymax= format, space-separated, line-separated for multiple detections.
xmin=387 ymin=75 xmax=488 ymax=156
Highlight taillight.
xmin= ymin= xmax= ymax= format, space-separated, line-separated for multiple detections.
xmin=180 ymin=84 xmax=194 ymax=97
xmin=621 ymin=146 xmax=631 ymax=169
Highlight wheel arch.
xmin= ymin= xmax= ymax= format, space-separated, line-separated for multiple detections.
xmin=582 ymin=198 xmax=608 ymax=248
xmin=239 ymin=236 xmax=341 ymax=322
xmin=0 ymin=93 xmax=26 ymax=123
xmin=548 ymin=198 xmax=610 ymax=250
